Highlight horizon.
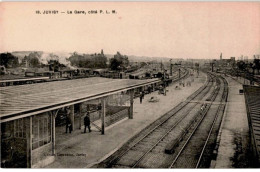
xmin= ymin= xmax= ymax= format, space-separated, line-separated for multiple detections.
xmin=1 ymin=50 xmax=258 ymax=61
xmin=1 ymin=2 xmax=260 ymax=59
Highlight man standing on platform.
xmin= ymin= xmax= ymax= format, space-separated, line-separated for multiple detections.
xmin=140 ymin=91 xmax=143 ymax=104
xmin=140 ymin=91 xmax=145 ymax=104
xmin=84 ymin=112 xmax=91 ymax=133
xmin=65 ymin=115 xmax=72 ymax=133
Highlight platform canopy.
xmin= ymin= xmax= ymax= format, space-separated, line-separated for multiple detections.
xmin=0 ymin=77 xmax=160 ymax=122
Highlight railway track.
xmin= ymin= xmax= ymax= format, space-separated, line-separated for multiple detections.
xmin=96 ymin=72 xmax=228 ymax=168
xmin=169 ymin=74 xmax=228 ymax=168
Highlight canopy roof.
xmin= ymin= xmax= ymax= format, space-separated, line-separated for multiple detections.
xmin=0 ymin=77 xmax=159 ymax=122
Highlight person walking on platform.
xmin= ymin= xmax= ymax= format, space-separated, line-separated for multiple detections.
xmin=84 ymin=112 xmax=91 ymax=133
xmin=140 ymin=91 xmax=143 ymax=104
xmin=65 ymin=116 xmax=72 ymax=133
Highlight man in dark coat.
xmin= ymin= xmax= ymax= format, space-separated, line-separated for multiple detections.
xmin=140 ymin=91 xmax=143 ymax=104
xmin=140 ymin=91 xmax=145 ymax=104
xmin=84 ymin=113 xmax=91 ymax=133
xmin=66 ymin=116 xmax=72 ymax=133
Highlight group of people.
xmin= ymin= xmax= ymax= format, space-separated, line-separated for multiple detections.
xmin=140 ymin=84 xmax=169 ymax=104
xmin=65 ymin=112 xmax=91 ymax=134
xmin=140 ymin=84 xmax=169 ymax=103
xmin=139 ymin=85 xmax=155 ymax=103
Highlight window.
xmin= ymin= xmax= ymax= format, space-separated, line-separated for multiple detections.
xmin=32 ymin=113 xmax=51 ymax=150
xmin=14 ymin=118 xmax=26 ymax=138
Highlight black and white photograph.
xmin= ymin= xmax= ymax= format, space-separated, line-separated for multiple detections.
xmin=0 ymin=1 xmax=260 ymax=169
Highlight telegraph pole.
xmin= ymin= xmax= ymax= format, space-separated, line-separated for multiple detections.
xmin=174 ymin=63 xmax=181 ymax=79
xmin=170 ymin=59 xmax=173 ymax=76
xmin=211 ymin=62 xmax=214 ymax=72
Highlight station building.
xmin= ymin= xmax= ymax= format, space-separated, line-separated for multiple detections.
xmin=0 ymin=77 xmax=163 ymax=168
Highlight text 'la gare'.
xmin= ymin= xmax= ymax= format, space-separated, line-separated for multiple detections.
xmin=39 ymin=10 xmax=117 ymax=15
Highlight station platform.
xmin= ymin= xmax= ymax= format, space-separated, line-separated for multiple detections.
xmin=214 ymin=75 xmax=250 ymax=168
xmin=45 ymin=73 xmax=206 ymax=168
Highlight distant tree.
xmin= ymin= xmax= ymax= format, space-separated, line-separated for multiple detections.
xmin=237 ymin=61 xmax=246 ymax=72
xmin=24 ymin=52 xmax=41 ymax=67
xmin=30 ymin=57 xmax=40 ymax=67
xmin=253 ymin=58 xmax=260 ymax=74
xmin=110 ymin=52 xmax=129 ymax=71
xmin=49 ymin=53 xmax=59 ymax=61
xmin=110 ymin=58 xmax=121 ymax=70
xmin=68 ymin=52 xmax=83 ymax=67
xmin=48 ymin=59 xmax=60 ymax=72
xmin=248 ymin=62 xmax=255 ymax=74
xmin=140 ymin=62 xmax=147 ymax=68
xmin=68 ymin=51 xmax=107 ymax=68
xmin=93 ymin=53 xmax=107 ymax=68
xmin=0 ymin=53 xmax=19 ymax=68
xmin=47 ymin=54 xmax=67 ymax=72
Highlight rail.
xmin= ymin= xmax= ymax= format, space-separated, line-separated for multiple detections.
xmin=168 ymin=74 xmax=228 ymax=168
xmin=97 ymin=72 xmax=220 ymax=168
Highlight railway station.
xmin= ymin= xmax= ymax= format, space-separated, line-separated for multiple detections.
xmin=0 ymin=73 xmax=187 ymax=168
xmin=1 ymin=2 xmax=260 ymax=169
xmin=1 ymin=64 xmax=260 ymax=168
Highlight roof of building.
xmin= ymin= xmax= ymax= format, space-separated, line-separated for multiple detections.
xmin=243 ymin=85 xmax=260 ymax=161
xmin=0 ymin=76 xmax=49 ymax=83
xmin=0 ymin=77 xmax=159 ymax=122
xmin=0 ymin=74 xmax=50 ymax=82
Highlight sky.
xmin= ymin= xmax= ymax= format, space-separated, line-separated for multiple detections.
xmin=0 ymin=2 xmax=260 ymax=59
